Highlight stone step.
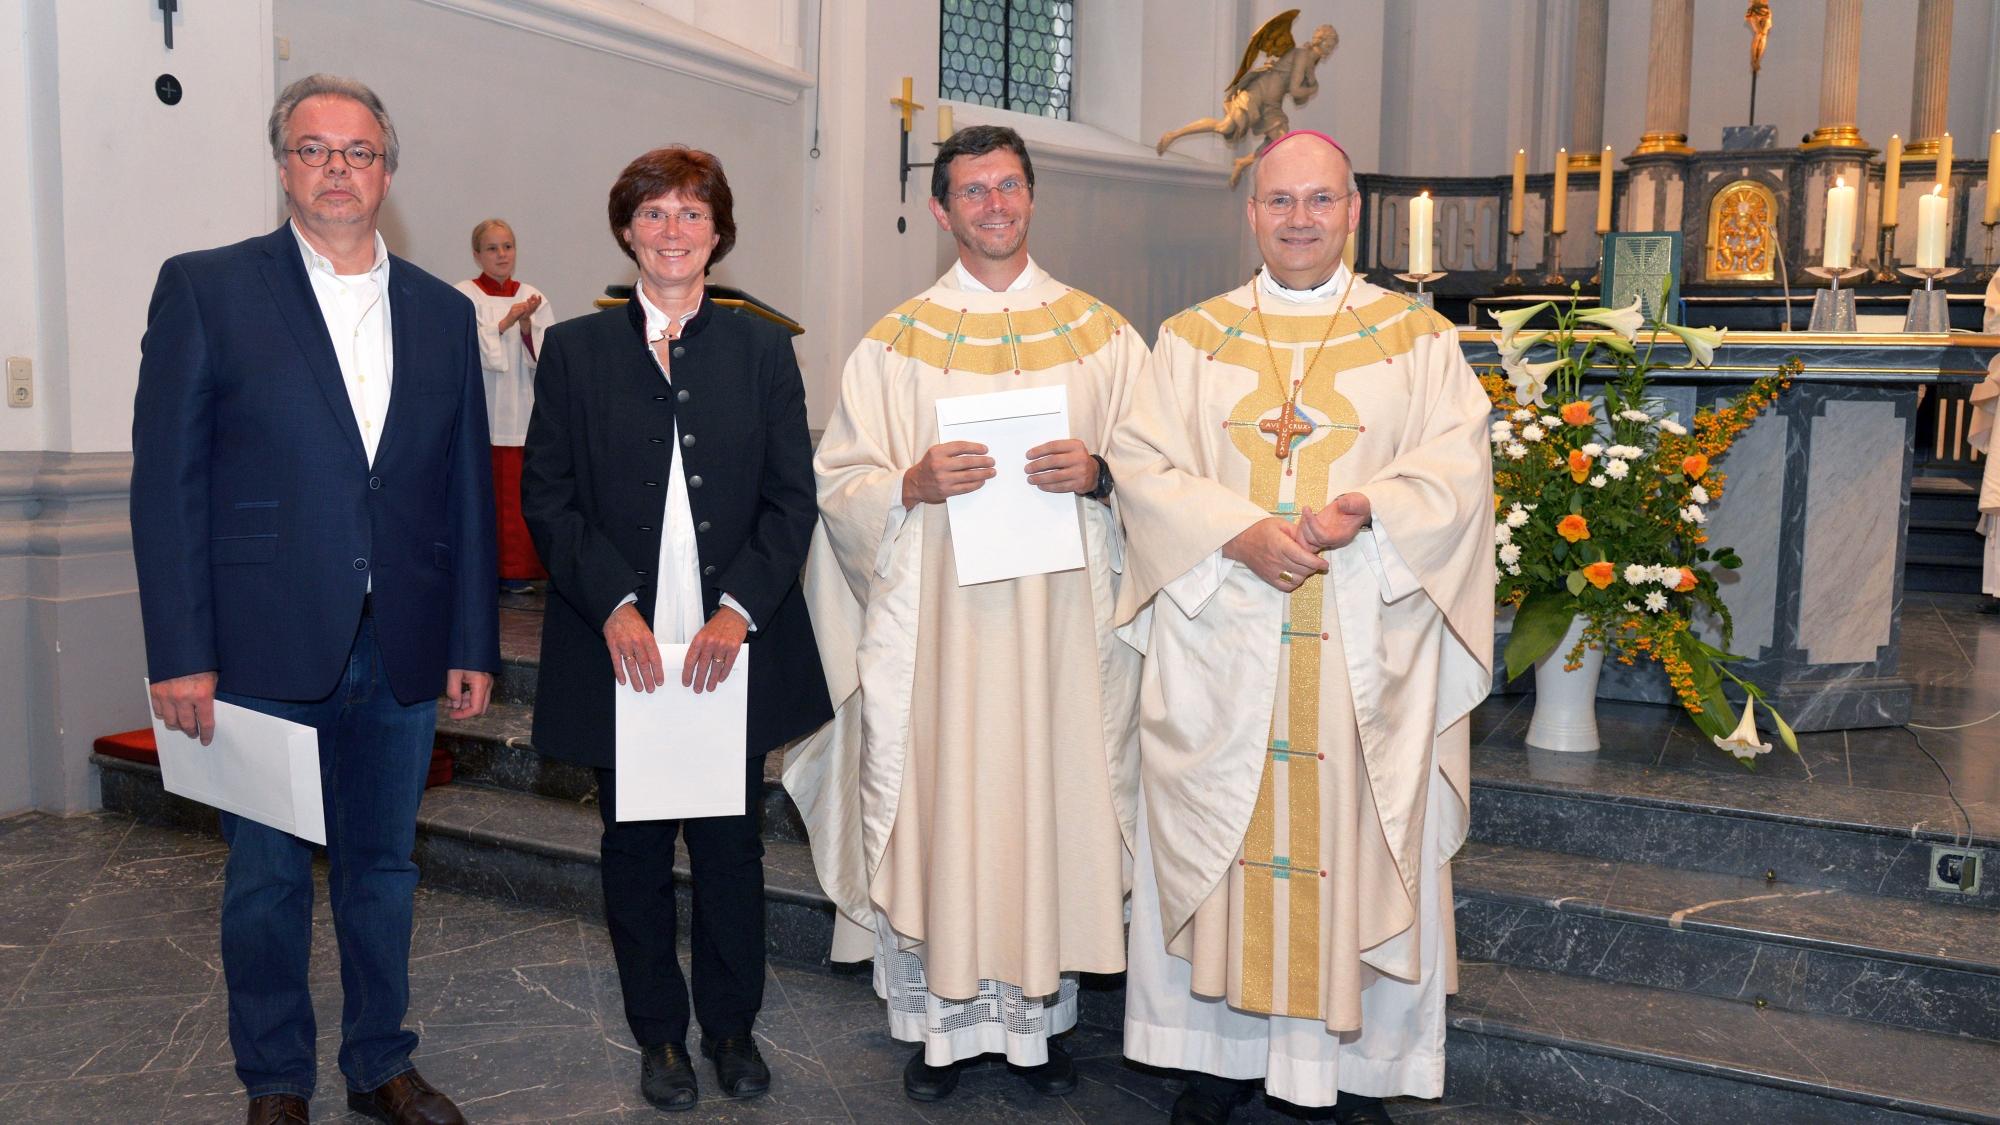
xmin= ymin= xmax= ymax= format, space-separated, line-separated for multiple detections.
xmin=432 ymin=701 xmax=808 ymax=844
xmin=1453 ymin=841 xmax=2000 ymax=1041
xmin=1908 ymin=521 xmax=1985 ymax=559
xmin=1907 ymin=555 xmax=1986 ymax=595
xmin=1447 ymin=962 xmax=2000 ymax=1123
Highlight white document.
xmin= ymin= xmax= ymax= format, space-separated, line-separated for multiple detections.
xmin=614 ymin=644 xmax=749 ymax=821
xmin=146 ymin=683 xmax=326 ymax=845
xmin=934 ymin=384 xmax=1086 ymax=586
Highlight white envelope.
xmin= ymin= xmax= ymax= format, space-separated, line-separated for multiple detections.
xmin=146 ymin=683 xmax=326 ymax=845
xmin=934 ymin=384 xmax=1086 ymax=586
xmin=613 ymin=644 xmax=749 ymax=821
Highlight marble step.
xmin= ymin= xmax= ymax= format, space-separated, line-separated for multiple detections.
xmin=432 ymin=701 xmax=808 ymax=844
xmin=1468 ymin=742 xmax=2000 ymax=911
xmin=1447 ymin=961 xmax=2000 ymax=1124
xmin=1452 ymin=841 xmax=2000 ymax=1041
xmin=1907 ymin=555 xmax=1985 ymax=595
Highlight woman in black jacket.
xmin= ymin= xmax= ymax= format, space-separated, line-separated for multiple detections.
xmin=521 ymin=146 xmax=831 ymax=1112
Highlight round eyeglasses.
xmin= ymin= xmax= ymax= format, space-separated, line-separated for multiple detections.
xmin=286 ymin=143 xmax=382 ymax=169
xmin=946 ymin=179 xmax=1028 ymax=204
xmin=1252 ymin=190 xmax=1353 ymax=216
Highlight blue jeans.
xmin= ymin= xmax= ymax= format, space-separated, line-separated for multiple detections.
xmin=215 ymin=617 xmax=437 ymax=1101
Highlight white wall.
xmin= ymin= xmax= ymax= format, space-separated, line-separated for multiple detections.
xmin=0 ymin=0 xmax=36 ymax=455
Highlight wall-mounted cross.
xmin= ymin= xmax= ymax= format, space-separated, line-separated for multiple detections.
xmin=159 ymin=0 xmax=178 ymax=49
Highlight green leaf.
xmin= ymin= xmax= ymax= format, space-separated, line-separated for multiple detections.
xmin=1566 ymin=570 xmax=1587 ymax=597
xmin=1504 ymin=592 xmax=1579 ymax=682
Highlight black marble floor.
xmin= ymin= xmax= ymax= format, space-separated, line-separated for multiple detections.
xmin=0 ymin=813 xmax=1548 ymax=1124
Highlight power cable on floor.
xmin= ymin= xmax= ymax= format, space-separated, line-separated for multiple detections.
xmin=1902 ymin=724 xmax=1975 ymax=848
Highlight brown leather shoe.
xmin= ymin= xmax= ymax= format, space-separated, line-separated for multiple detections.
xmin=245 ymin=1094 xmax=309 ymax=1124
xmin=344 ymin=1068 xmax=466 ymax=1124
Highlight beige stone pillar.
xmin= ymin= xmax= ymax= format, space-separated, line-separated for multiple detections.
xmin=1905 ymin=0 xmax=1952 ymax=155
xmin=1632 ymin=0 xmax=1694 ymax=156
xmin=1804 ymin=0 xmax=1868 ymax=149
xmin=1568 ymin=0 xmax=1609 ymax=169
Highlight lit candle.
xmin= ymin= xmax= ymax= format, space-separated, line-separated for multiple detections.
xmin=1595 ymin=147 xmax=1614 ymax=234
xmin=1409 ymin=191 xmax=1434 ymax=273
xmin=1823 ymin=176 xmax=1856 ymax=270
xmin=1986 ymin=131 xmax=2000 ymax=225
xmin=1510 ymin=149 xmax=1527 ymax=235
xmin=1916 ymin=184 xmax=1949 ymax=270
xmin=938 ymin=104 xmax=953 ymax=142
xmin=1551 ymin=148 xmax=1569 ymax=234
xmin=1883 ymin=134 xmax=1903 ymax=226
xmin=1938 ymin=131 xmax=1953 ymax=187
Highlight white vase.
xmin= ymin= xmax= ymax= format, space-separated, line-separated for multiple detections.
xmin=1526 ymin=614 xmax=1603 ymax=753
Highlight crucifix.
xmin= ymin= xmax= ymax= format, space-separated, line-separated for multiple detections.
xmin=159 ymin=0 xmax=178 ymax=49
xmin=1258 ymin=393 xmax=1315 ymax=460
xmin=892 ymin=76 xmax=931 ymax=206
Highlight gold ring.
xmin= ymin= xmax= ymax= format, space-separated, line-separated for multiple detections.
xmin=1279 ymin=570 xmax=1297 ymax=584
xmin=711 ymin=656 xmax=724 ymax=663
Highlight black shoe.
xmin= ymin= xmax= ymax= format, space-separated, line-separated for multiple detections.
xmin=902 ymin=1048 xmax=960 ymax=1101
xmin=701 ymin=1034 xmax=771 ymax=1099
xmin=1170 ymin=1074 xmax=1250 ymax=1125
xmin=1011 ymin=1036 xmax=1076 ymax=1095
xmin=1332 ymin=1092 xmax=1395 ymax=1124
xmin=639 ymin=1043 xmax=699 ymax=1111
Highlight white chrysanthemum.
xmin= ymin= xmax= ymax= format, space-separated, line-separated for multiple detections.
xmin=1588 ymin=474 xmax=1607 ymax=488
xmin=1511 ymin=409 xmax=1533 ymax=422
xmin=1539 ymin=415 xmax=1562 ymax=428
xmin=1644 ymin=591 xmax=1669 ymax=612
xmin=1506 ymin=562 xmax=1522 ymax=576
xmin=1622 ymin=602 xmax=1640 ymax=613
xmin=1495 ymin=523 xmax=1514 ymax=546
xmin=1622 ymin=563 xmax=1650 ymax=585
xmin=1653 ymin=566 xmax=1680 ymax=586
xmin=1605 ymin=459 xmax=1630 ymax=480
xmin=1618 ymin=409 xmax=1651 ymax=423
xmin=1505 ymin=442 xmax=1528 ymax=460
xmin=1520 ymin=424 xmax=1546 ymax=442
xmin=1660 ymin=419 xmax=1688 ymax=436
xmin=1681 ymin=504 xmax=1707 ymax=524
xmin=1690 ymin=485 xmax=1710 ymax=504
xmin=1606 ymin=444 xmax=1645 ymax=460
xmin=1498 ymin=543 xmax=1522 ymax=565
xmin=1581 ymin=442 xmax=1604 ymax=457
xmin=1506 ymin=508 xmax=1530 ymax=528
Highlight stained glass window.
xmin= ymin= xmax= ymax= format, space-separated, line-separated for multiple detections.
xmin=939 ymin=1 xmax=1073 ymax=120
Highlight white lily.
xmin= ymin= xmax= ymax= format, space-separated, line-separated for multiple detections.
xmin=1503 ymin=356 xmax=1562 ymax=407
xmin=1491 ymin=302 xmax=1552 ymax=351
xmin=1502 ymin=330 xmax=1549 ymax=365
xmin=1662 ymin=323 xmax=1727 ymax=367
xmin=1576 ymin=296 xmax=1645 ymax=342
xmin=1712 ymin=706 xmax=1772 ymax=762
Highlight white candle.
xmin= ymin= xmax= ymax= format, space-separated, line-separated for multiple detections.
xmin=1916 ymin=184 xmax=1949 ymax=270
xmin=1510 ymin=149 xmax=1527 ymax=235
xmin=937 ymin=104 xmax=954 ymax=142
xmin=1595 ymin=147 xmax=1614 ymax=234
xmin=1551 ymin=149 xmax=1569 ymax=234
xmin=1822 ymin=177 xmax=1856 ymax=270
xmin=1409 ymin=191 xmax=1434 ymax=273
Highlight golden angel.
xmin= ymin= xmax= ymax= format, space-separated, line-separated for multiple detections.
xmin=1155 ymin=9 xmax=1339 ymax=188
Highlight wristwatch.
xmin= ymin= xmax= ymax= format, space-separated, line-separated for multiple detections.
xmin=1087 ymin=454 xmax=1115 ymax=500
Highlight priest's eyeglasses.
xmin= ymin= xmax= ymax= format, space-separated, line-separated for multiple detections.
xmin=286 ymin=143 xmax=383 ymax=169
xmin=1253 ymin=190 xmax=1353 ymax=216
xmin=946 ymin=179 xmax=1028 ymax=204
xmin=631 ymin=208 xmax=713 ymax=228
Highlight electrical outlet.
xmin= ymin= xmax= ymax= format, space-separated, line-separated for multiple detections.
xmin=1929 ymin=846 xmax=1983 ymax=894
xmin=6 ymin=357 xmax=29 ymax=408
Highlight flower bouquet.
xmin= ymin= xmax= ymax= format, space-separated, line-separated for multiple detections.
xmin=1484 ymin=286 xmax=1800 ymax=766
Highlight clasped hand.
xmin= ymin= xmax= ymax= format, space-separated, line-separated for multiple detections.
xmin=1222 ymin=493 xmax=1373 ymax=593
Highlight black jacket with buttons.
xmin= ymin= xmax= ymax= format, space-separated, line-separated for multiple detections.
xmin=521 ymin=293 xmax=831 ymax=766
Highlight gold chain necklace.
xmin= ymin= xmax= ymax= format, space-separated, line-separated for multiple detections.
xmin=1249 ymin=268 xmax=1358 ymax=461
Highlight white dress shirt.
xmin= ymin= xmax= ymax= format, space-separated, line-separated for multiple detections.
xmin=291 ymin=221 xmax=393 ymax=465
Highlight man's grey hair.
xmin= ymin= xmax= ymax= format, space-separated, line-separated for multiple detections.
xmin=268 ymin=74 xmax=401 ymax=173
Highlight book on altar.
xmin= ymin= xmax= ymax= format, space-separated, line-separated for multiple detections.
xmin=934 ymin=384 xmax=1087 ymax=586
xmin=146 ymin=682 xmax=326 ymax=845
xmin=613 ymin=644 xmax=749 ymax=821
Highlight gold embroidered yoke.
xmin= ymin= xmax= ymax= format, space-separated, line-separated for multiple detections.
xmin=1109 ymin=274 xmax=1496 ymax=1032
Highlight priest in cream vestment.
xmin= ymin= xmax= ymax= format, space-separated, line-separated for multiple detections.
xmin=786 ymin=126 xmax=1143 ymax=1102
xmin=1965 ymin=271 xmax=2000 ymax=601
xmin=1108 ymin=132 xmax=1494 ymax=1124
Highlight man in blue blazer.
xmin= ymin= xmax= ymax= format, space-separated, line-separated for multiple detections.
xmin=131 ymin=74 xmax=497 ymax=1125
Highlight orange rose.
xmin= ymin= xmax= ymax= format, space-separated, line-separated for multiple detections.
xmin=1676 ymin=567 xmax=1698 ymax=592
xmin=1558 ymin=514 xmax=1590 ymax=542
xmin=1560 ymin=401 xmax=1594 ymax=427
xmin=1582 ymin=561 xmax=1615 ymax=589
xmin=1568 ymin=450 xmax=1593 ymax=482
xmin=1682 ymin=454 xmax=1709 ymax=479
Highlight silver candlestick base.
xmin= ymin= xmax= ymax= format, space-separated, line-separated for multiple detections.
xmin=1899 ymin=266 xmax=1962 ymax=333
xmin=1803 ymin=265 xmax=1867 ymax=332
xmin=1394 ymin=270 xmax=1447 ymax=307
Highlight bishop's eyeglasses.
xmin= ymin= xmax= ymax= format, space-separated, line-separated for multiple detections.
xmin=1252 ymin=190 xmax=1354 ymax=216
xmin=945 ymin=178 xmax=1029 ymax=204
xmin=286 ymin=143 xmax=383 ymax=169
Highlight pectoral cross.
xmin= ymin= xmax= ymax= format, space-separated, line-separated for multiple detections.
xmin=1258 ymin=394 xmax=1315 ymax=460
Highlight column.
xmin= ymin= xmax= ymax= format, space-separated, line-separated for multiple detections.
xmin=1905 ymin=0 xmax=1952 ymax=155
xmin=1804 ymin=0 xmax=1868 ymax=149
xmin=1632 ymin=0 xmax=1694 ymax=156
xmin=1567 ymin=0 xmax=1609 ymax=169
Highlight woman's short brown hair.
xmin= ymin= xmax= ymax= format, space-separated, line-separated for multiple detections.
xmin=606 ymin=147 xmax=737 ymax=270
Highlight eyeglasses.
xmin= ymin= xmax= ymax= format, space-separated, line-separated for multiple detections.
xmin=946 ymin=179 xmax=1028 ymax=204
xmin=1252 ymin=190 xmax=1353 ymax=216
xmin=631 ymin=208 xmax=713 ymax=228
xmin=286 ymin=143 xmax=383 ymax=169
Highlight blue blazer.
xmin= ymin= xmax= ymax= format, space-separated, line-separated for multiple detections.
xmin=131 ymin=223 xmax=500 ymax=705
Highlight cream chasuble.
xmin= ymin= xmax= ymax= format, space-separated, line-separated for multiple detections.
xmin=786 ymin=263 xmax=1144 ymax=1002
xmin=1108 ymin=270 xmax=1494 ymax=1101
xmin=1964 ymin=273 xmax=2000 ymax=594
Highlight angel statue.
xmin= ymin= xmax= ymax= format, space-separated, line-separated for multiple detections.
xmin=1155 ymin=9 xmax=1339 ymax=188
